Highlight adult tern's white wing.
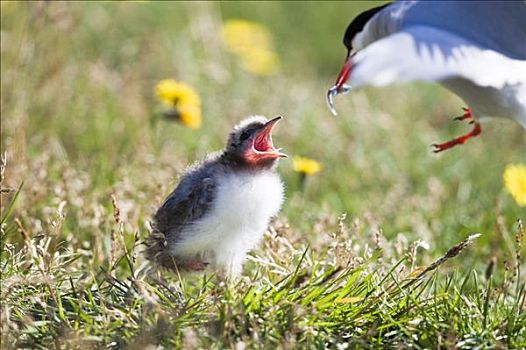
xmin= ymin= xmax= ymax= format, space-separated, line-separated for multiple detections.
xmin=350 ymin=25 xmax=526 ymax=90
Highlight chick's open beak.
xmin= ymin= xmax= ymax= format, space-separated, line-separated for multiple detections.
xmin=252 ymin=116 xmax=287 ymax=158
xmin=327 ymin=59 xmax=353 ymax=116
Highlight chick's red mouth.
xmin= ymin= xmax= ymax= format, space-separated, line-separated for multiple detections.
xmin=253 ymin=130 xmax=275 ymax=152
xmin=245 ymin=117 xmax=287 ymax=163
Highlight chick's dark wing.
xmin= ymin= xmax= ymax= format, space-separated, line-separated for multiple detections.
xmin=153 ymin=176 xmax=216 ymax=236
xmin=145 ymin=176 xmax=216 ymax=268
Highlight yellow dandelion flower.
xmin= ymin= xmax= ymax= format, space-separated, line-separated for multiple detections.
xmin=239 ymin=47 xmax=280 ymax=76
xmin=222 ymin=19 xmax=280 ymax=76
xmin=155 ymin=79 xmax=201 ymax=129
xmin=293 ymin=156 xmax=321 ymax=175
xmin=177 ymin=104 xmax=202 ymax=130
xmin=503 ymin=163 xmax=526 ymax=206
xmin=222 ymin=20 xmax=272 ymax=54
xmin=156 ymin=79 xmax=200 ymax=107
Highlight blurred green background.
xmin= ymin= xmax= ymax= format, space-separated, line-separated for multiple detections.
xmin=1 ymin=1 xmax=525 ymax=264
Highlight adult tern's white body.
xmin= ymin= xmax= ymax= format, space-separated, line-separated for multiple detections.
xmin=327 ymin=1 xmax=526 ymax=152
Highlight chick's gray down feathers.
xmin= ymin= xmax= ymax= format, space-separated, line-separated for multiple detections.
xmin=145 ymin=156 xmax=219 ymax=269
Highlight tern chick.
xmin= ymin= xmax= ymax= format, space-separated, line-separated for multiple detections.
xmin=146 ymin=116 xmax=286 ymax=277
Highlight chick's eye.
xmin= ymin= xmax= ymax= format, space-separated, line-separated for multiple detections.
xmin=240 ymin=130 xmax=251 ymax=142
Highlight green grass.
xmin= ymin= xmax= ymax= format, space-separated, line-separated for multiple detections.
xmin=1 ymin=2 xmax=525 ymax=349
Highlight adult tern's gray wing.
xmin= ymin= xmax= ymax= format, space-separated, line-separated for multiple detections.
xmin=392 ymin=1 xmax=526 ymax=60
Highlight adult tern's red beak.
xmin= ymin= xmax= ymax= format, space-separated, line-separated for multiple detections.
xmin=326 ymin=59 xmax=353 ymax=116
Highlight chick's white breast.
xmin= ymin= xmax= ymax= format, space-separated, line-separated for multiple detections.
xmin=213 ymin=170 xmax=284 ymax=232
xmin=174 ymin=170 xmax=284 ymax=256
